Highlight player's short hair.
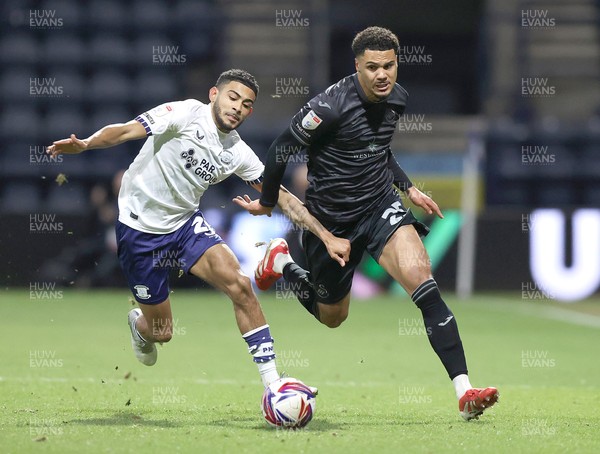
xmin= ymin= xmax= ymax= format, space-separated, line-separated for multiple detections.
xmin=351 ymin=26 xmax=399 ymax=57
xmin=216 ymin=69 xmax=259 ymax=97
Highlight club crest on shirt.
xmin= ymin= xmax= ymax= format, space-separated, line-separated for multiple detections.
xmin=301 ymin=110 xmax=322 ymax=130
xmin=219 ymin=149 xmax=234 ymax=164
xmin=386 ymin=108 xmax=400 ymax=122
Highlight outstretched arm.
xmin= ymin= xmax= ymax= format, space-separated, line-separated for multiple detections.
xmin=46 ymin=120 xmax=147 ymax=157
xmin=405 ymin=186 xmax=443 ymax=219
xmin=234 ymin=184 xmax=351 ymax=267
xmin=388 ymin=150 xmax=443 ymax=218
xmin=256 ymin=128 xmax=299 ymax=211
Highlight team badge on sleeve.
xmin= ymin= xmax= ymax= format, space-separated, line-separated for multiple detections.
xmin=301 ymin=110 xmax=323 ymax=130
xmin=151 ymin=104 xmax=173 ymax=117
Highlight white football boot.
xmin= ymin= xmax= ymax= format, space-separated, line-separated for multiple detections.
xmin=127 ymin=308 xmax=157 ymax=366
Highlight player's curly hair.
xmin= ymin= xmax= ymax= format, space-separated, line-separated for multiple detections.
xmin=216 ymin=69 xmax=259 ymax=97
xmin=351 ymin=26 xmax=399 ymax=57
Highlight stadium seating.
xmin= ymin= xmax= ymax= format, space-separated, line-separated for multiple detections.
xmin=0 ymin=106 xmax=41 ymax=141
xmin=0 ymin=182 xmax=42 ymax=214
xmin=130 ymin=0 xmax=172 ymax=32
xmin=45 ymin=182 xmax=89 ymax=214
xmin=0 ymin=33 xmax=37 ymax=65
xmin=485 ymin=128 xmax=600 ymax=206
xmin=89 ymin=34 xmax=133 ymax=68
xmin=1 ymin=0 xmax=598 ymax=219
xmin=39 ymin=0 xmax=84 ymax=30
xmin=87 ymin=0 xmax=129 ymax=31
xmin=132 ymin=71 xmax=178 ymax=108
xmin=41 ymin=34 xmax=86 ymax=65
xmin=0 ymin=69 xmax=33 ymax=103
xmin=42 ymin=106 xmax=86 ymax=140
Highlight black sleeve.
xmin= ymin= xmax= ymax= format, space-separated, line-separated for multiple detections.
xmin=388 ymin=150 xmax=413 ymax=191
xmin=260 ymin=94 xmax=338 ymax=207
xmin=289 ymin=94 xmax=339 ymax=146
xmin=259 ymin=128 xmax=304 ymax=207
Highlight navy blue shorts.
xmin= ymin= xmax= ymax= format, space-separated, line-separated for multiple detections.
xmin=302 ymin=191 xmax=430 ymax=304
xmin=116 ymin=213 xmax=224 ymax=304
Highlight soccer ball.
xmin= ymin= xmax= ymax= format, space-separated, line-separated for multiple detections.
xmin=261 ymin=377 xmax=316 ymax=429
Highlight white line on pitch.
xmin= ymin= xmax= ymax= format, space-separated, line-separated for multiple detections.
xmin=0 ymin=376 xmax=394 ymax=387
xmin=465 ymin=296 xmax=600 ymax=329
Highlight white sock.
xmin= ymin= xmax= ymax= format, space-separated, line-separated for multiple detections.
xmin=273 ymin=251 xmax=293 ymax=274
xmin=133 ymin=318 xmax=150 ymax=343
xmin=258 ymin=360 xmax=280 ymax=388
xmin=452 ymin=374 xmax=472 ymax=399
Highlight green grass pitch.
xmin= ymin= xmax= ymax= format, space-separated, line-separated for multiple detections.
xmin=1 ymin=289 xmax=599 ymax=453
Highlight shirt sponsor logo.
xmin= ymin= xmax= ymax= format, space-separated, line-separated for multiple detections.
xmin=290 ymin=124 xmax=312 ymax=146
xmin=180 ymin=149 xmax=218 ymax=182
xmin=301 ymin=110 xmax=322 ymax=130
xmin=181 ymin=149 xmax=198 ymax=169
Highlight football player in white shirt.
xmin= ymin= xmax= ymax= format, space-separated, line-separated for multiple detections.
xmin=47 ymin=69 xmax=351 ymax=390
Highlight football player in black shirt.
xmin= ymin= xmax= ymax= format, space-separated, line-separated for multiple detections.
xmin=235 ymin=26 xmax=498 ymax=421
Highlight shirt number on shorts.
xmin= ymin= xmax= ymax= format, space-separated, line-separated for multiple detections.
xmin=192 ymin=216 xmax=215 ymax=235
xmin=382 ymin=201 xmax=406 ymax=226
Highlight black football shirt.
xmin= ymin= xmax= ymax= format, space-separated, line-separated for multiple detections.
xmin=261 ymin=73 xmax=409 ymax=224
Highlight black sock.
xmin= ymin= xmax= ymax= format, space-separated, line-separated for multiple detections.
xmin=411 ymin=278 xmax=468 ymax=379
xmin=282 ymin=263 xmax=320 ymax=320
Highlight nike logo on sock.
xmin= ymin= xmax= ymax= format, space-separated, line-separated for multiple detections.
xmin=438 ymin=315 xmax=454 ymax=327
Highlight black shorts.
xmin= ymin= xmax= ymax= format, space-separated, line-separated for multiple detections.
xmin=302 ymin=191 xmax=429 ymax=304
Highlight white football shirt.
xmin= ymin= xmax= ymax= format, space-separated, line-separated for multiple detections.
xmin=117 ymin=99 xmax=264 ymax=234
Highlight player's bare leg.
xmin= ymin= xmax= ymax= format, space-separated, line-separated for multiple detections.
xmin=190 ymin=244 xmax=267 ymax=334
xmin=316 ymin=293 xmax=350 ymax=328
xmin=189 ymin=243 xmax=280 ymax=387
xmin=135 ymin=298 xmax=174 ymax=343
xmin=127 ymin=299 xmax=173 ymax=366
xmin=378 ymin=225 xmax=432 ymax=294
xmin=256 ymin=238 xmax=351 ymax=328
xmin=379 ymin=224 xmax=498 ymax=420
